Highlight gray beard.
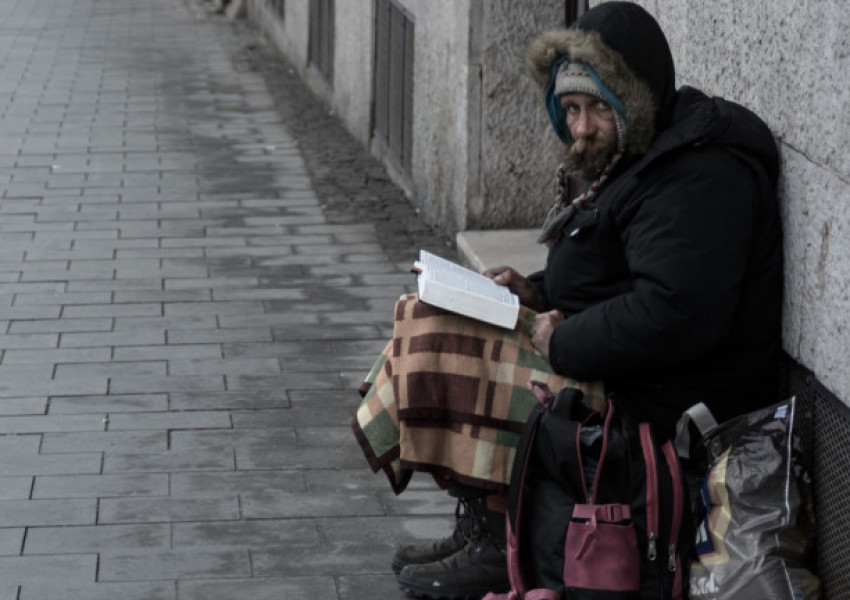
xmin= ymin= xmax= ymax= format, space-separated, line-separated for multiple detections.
xmin=561 ymin=137 xmax=617 ymax=181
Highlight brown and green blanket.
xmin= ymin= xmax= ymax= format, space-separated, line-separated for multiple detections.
xmin=352 ymin=293 xmax=603 ymax=494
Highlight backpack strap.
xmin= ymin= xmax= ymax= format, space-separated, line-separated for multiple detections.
xmin=558 ymin=416 xmax=589 ymax=502
xmin=507 ymin=401 xmax=546 ymax=527
xmin=674 ymin=402 xmax=718 ymax=459
xmin=508 ymin=383 xmax=589 ymax=514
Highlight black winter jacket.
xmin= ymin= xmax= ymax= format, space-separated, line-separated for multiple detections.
xmin=532 ymin=88 xmax=783 ymax=437
xmin=527 ymin=3 xmax=783 ymax=437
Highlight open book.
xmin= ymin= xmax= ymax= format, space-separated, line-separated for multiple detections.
xmin=412 ymin=249 xmax=520 ymax=329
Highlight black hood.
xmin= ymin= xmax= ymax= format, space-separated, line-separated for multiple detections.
xmin=641 ymin=87 xmax=780 ymax=187
xmin=705 ymin=93 xmax=780 ymax=184
xmin=527 ymin=2 xmax=676 ymax=156
xmin=576 ymin=2 xmax=677 ymax=131
xmin=527 ymin=2 xmax=777 ymax=182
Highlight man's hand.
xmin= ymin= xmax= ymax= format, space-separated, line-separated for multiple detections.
xmin=483 ymin=266 xmax=544 ymax=311
xmin=530 ymin=309 xmax=564 ymax=360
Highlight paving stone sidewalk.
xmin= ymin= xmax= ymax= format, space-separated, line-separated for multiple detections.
xmin=0 ymin=0 xmax=458 ymax=598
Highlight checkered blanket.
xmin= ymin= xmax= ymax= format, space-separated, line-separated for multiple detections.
xmin=352 ymin=293 xmax=604 ymax=494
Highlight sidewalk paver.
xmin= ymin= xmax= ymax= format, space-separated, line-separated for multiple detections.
xmin=0 ymin=0 xmax=458 ymax=598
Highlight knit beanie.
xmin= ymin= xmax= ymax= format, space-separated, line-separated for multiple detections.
xmin=546 ymin=58 xmax=628 ymax=153
xmin=538 ymin=58 xmax=627 ymax=246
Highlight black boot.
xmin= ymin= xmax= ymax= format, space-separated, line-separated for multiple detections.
xmin=391 ymin=497 xmax=475 ymax=574
xmin=397 ymin=496 xmax=509 ymax=599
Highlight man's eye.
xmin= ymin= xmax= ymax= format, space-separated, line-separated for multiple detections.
xmin=594 ymin=101 xmax=612 ymax=113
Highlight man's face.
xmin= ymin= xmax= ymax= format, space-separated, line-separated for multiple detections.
xmin=559 ymin=92 xmax=618 ymax=180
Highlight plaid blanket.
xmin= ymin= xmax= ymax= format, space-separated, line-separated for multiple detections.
xmin=352 ymin=293 xmax=604 ymax=494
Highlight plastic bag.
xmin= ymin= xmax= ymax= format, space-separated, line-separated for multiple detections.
xmin=679 ymin=399 xmax=820 ymax=600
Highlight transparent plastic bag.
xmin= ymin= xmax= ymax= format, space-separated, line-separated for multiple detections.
xmin=679 ymin=399 xmax=820 ymax=600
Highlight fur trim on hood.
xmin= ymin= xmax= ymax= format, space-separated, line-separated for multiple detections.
xmin=527 ymin=28 xmax=657 ymax=156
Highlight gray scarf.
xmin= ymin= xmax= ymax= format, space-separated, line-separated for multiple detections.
xmin=537 ymin=152 xmax=622 ymax=246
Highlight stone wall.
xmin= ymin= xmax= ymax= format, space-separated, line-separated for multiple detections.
xmin=395 ymin=0 xmax=472 ymax=231
xmin=622 ymin=0 xmax=850 ymax=406
xmin=244 ymin=0 xmax=850 ymax=406
xmin=245 ymin=0 xmax=565 ymax=234
xmin=471 ymin=0 xmax=563 ymax=230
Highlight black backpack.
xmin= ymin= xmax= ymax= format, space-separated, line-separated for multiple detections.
xmin=487 ymin=385 xmax=691 ymax=600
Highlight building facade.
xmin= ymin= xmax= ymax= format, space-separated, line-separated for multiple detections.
xmin=244 ymin=0 xmax=850 ymax=409
xmin=246 ymin=0 xmax=571 ymax=235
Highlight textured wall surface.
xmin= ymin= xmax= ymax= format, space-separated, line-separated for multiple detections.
xmin=625 ymin=0 xmax=850 ymax=404
xmin=330 ymin=0 xmax=373 ymax=143
xmin=472 ymin=0 xmax=564 ymax=230
xmin=246 ymin=0 xmax=850 ymax=406
xmin=259 ymin=0 xmax=475 ymax=233
xmin=401 ymin=0 xmax=566 ymax=233
xmin=781 ymin=150 xmax=850 ymax=404
xmin=248 ymin=0 xmax=371 ymax=139
xmin=248 ymin=0 xmax=566 ymax=234
xmin=396 ymin=0 xmax=472 ymax=233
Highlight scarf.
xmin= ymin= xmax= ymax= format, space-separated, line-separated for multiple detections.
xmin=537 ymin=151 xmax=622 ymax=246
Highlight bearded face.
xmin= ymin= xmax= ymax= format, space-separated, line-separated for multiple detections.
xmin=561 ymin=128 xmax=619 ymax=181
xmin=558 ymin=93 xmax=621 ymax=181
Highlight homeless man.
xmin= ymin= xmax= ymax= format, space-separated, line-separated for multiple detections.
xmin=352 ymin=2 xmax=783 ymax=598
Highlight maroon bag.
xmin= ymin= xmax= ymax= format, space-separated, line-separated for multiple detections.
xmin=485 ymin=384 xmax=688 ymax=600
xmin=563 ymin=503 xmax=639 ymax=591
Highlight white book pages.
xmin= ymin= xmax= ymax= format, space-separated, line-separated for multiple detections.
xmin=414 ymin=249 xmax=519 ymax=329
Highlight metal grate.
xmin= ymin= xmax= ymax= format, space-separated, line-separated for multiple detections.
xmin=309 ymin=0 xmax=333 ymax=83
xmin=811 ymin=379 xmax=850 ymax=600
xmin=372 ymin=0 xmax=413 ymax=174
xmin=781 ymin=355 xmax=849 ymax=600
xmin=779 ymin=354 xmax=815 ymax=472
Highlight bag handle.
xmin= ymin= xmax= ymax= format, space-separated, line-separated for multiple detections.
xmin=674 ymin=402 xmax=718 ymax=460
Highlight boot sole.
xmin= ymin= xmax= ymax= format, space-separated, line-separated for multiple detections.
xmin=393 ymin=550 xmax=466 ymax=576
xmin=398 ymin=579 xmax=509 ymax=600
xmin=392 ymin=541 xmax=467 ymax=575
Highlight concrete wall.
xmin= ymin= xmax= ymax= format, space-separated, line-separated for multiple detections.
xmin=399 ymin=0 xmax=565 ymax=233
xmin=396 ymin=0 xmax=472 ymax=231
xmin=620 ymin=0 xmax=850 ymax=404
xmin=246 ymin=0 xmax=564 ymax=234
xmin=244 ymin=0 xmax=850 ymax=406
xmin=471 ymin=0 xmax=563 ymax=230
xmin=245 ymin=0 xmax=372 ymax=139
xmin=327 ymin=1 xmax=374 ymax=143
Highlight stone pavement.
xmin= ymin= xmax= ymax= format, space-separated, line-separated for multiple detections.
xmin=0 ymin=0 xmax=459 ymax=598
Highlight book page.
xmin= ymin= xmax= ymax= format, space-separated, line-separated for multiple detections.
xmin=418 ymin=250 xmax=517 ymax=305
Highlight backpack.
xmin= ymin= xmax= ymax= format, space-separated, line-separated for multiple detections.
xmin=486 ymin=384 xmax=690 ymax=600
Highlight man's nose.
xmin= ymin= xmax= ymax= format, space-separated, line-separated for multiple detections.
xmin=573 ymin=109 xmax=596 ymax=137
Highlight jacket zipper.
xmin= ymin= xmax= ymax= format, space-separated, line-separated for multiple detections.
xmin=639 ymin=423 xmax=659 ymax=563
xmin=662 ymin=440 xmax=684 ymax=600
